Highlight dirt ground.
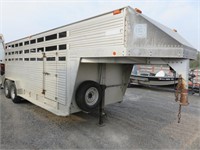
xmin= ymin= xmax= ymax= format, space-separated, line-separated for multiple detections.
xmin=0 ymin=86 xmax=200 ymax=149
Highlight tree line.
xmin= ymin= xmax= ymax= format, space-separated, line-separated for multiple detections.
xmin=190 ymin=51 xmax=200 ymax=69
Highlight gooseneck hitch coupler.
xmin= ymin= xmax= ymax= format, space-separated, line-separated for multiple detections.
xmin=175 ymin=75 xmax=189 ymax=123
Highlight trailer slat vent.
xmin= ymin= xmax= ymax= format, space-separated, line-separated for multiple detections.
xmin=47 ymin=57 xmax=55 ymax=61
xmin=37 ymin=37 xmax=44 ymax=43
xmin=59 ymin=31 xmax=67 ymax=38
xmin=24 ymin=50 xmax=29 ymax=54
xmin=30 ymin=49 xmax=36 ymax=53
xmin=59 ymin=44 xmax=66 ymax=50
xmin=24 ymin=41 xmax=29 ymax=45
xmin=59 ymin=57 xmax=66 ymax=61
xmin=45 ymin=34 xmax=57 ymax=41
xmin=30 ymin=58 xmax=36 ymax=61
xmin=19 ymin=42 xmax=23 ymax=46
xmin=37 ymin=47 xmax=44 ymax=52
xmin=30 ymin=39 xmax=36 ymax=44
xmin=37 ymin=58 xmax=43 ymax=61
xmin=46 ymin=46 xmax=57 ymax=52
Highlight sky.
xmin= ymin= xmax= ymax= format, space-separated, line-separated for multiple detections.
xmin=0 ymin=0 xmax=199 ymax=50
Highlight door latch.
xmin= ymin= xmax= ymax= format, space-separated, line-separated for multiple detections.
xmin=43 ymin=72 xmax=50 ymax=75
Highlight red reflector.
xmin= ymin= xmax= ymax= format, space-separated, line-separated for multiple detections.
xmin=113 ymin=9 xmax=121 ymax=15
xmin=113 ymin=51 xmax=116 ymax=56
xmin=135 ymin=8 xmax=142 ymax=14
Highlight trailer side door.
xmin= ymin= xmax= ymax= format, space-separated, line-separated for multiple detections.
xmin=43 ymin=52 xmax=58 ymax=101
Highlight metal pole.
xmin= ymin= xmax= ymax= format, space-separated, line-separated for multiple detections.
xmin=98 ymin=85 xmax=106 ymax=126
xmin=99 ymin=98 xmax=103 ymax=125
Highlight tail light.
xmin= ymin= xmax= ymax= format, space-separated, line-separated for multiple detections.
xmin=0 ymin=64 xmax=5 ymax=75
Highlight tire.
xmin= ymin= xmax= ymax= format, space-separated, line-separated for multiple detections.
xmin=127 ymin=83 xmax=131 ymax=88
xmin=4 ymin=80 xmax=11 ymax=98
xmin=10 ymin=82 xmax=21 ymax=103
xmin=76 ymin=81 xmax=102 ymax=112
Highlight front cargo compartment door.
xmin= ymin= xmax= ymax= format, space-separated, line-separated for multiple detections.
xmin=44 ymin=52 xmax=57 ymax=101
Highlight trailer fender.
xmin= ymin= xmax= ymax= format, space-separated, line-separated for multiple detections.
xmin=14 ymin=80 xmax=23 ymax=94
xmin=4 ymin=79 xmax=23 ymax=95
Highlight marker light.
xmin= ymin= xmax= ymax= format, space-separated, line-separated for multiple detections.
xmin=135 ymin=8 xmax=142 ymax=14
xmin=113 ymin=9 xmax=121 ymax=15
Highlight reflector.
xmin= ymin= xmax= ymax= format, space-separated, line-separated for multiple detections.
xmin=113 ymin=9 xmax=121 ymax=15
xmin=135 ymin=8 xmax=142 ymax=14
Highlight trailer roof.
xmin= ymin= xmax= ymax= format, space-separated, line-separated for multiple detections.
xmin=6 ymin=6 xmax=197 ymax=52
xmin=6 ymin=6 xmax=128 ymax=44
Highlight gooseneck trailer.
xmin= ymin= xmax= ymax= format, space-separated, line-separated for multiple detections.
xmin=4 ymin=7 xmax=197 ymax=116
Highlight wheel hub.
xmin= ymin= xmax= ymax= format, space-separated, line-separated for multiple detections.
xmin=11 ymin=88 xmax=15 ymax=99
xmin=85 ymin=87 xmax=99 ymax=106
xmin=5 ymin=87 xmax=9 ymax=95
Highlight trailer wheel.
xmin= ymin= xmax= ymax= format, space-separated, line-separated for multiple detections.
xmin=4 ymin=80 xmax=11 ymax=98
xmin=76 ymin=81 xmax=102 ymax=112
xmin=10 ymin=82 xmax=21 ymax=103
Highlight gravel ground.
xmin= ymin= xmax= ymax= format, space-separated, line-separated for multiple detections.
xmin=0 ymin=87 xmax=200 ymax=149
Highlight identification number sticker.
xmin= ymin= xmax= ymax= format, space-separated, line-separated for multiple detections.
xmin=134 ymin=24 xmax=147 ymax=38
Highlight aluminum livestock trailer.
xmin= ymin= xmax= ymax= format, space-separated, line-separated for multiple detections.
xmin=4 ymin=7 xmax=197 ymax=116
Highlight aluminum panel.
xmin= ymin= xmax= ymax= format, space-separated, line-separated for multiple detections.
xmin=126 ymin=7 xmax=197 ymax=59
